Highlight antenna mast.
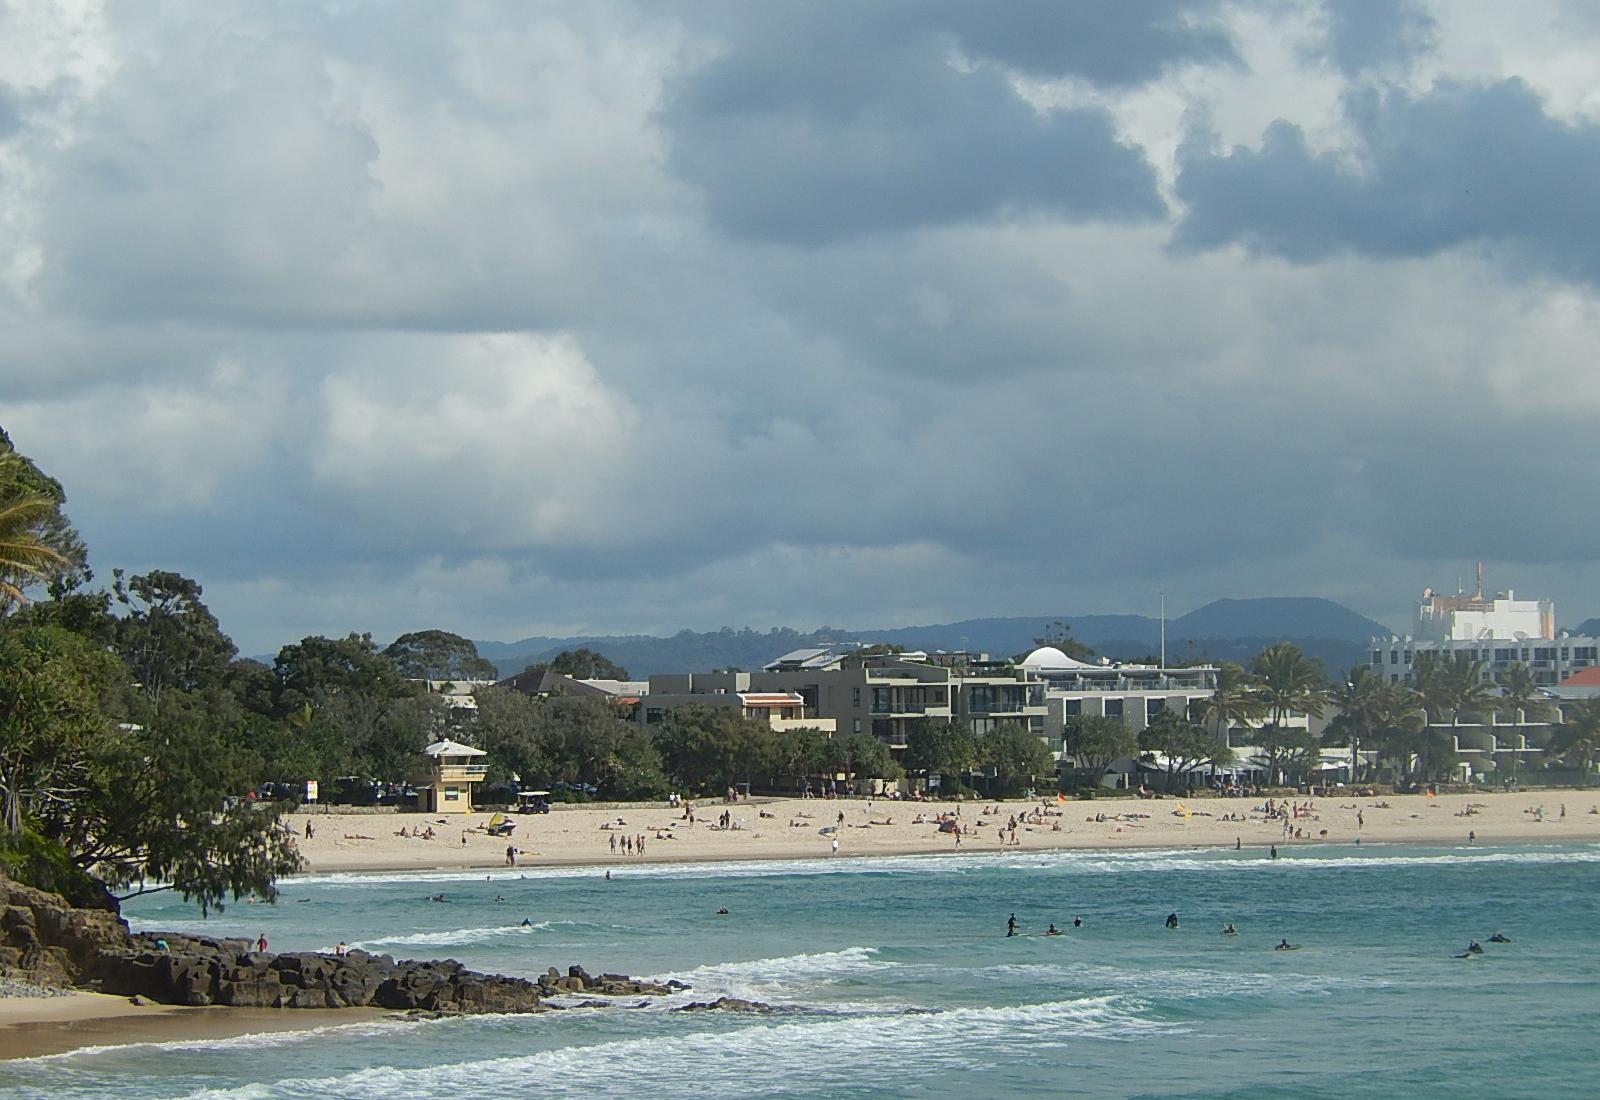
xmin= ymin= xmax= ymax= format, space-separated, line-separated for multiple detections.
xmin=1159 ymin=590 xmax=1166 ymax=669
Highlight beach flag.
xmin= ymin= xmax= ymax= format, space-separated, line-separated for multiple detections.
xmin=1176 ymin=801 xmax=1192 ymax=819
xmin=1057 ymin=792 xmax=1067 ymax=803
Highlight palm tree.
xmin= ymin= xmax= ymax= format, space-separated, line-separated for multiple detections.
xmin=1448 ymin=655 xmax=1494 ymax=721
xmin=1201 ymin=662 xmax=1267 ymax=747
xmin=1550 ymin=697 xmax=1600 ymax=785
xmin=0 ymin=468 xmax=71 ymax=609
xmin=1328 ymin=664 xmax=1387 ymax=781
xmin=1249 ymin=643 xmax=1327 ymax=784
xmin=1494 ymin=663 xmax=1556 ymax=780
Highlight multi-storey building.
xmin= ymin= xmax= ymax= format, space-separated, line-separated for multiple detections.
xmin=1368 ymin=576 xmax=1597 ymax=689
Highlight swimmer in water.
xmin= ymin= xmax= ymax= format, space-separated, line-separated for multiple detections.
xmin=1488 ymin=931 xmax=1511 ymax=943
xmin=1467 ymin=940 xmax=1484 ymax=954
xmin=1222 ymin=923 xmax=1238 ymax=935
xmin=521 ymin=918 xmax=532 ymax=927
xmin=1072 ymin=916 xmax=1082 ymax=928
xmin=716 ymin=907 xmax=729 ymax=915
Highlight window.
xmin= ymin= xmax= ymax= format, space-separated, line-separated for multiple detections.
xmin=646 ymin=708 xmax=666 ymax=724
xmin=1403 ymin=651 xmax=1412 ymax=664
xmin=852 ymin=687 xmax=861 ymax=709
xmin=1104 ymin=698 xmax=1124 ymax=718
xmin=1147 ymin=698 xmax=1165 ymax=720
xmin=1495 ymin=648 xmax=1517 ymax=662
xmin=1064 ymin=699 xmax=1082 ymax=716
xmin=932 ymin=687 xmax=947 ymax=705
xmin=1372 ymin=650 xmax=1382 ymax=665
xmin=1535 ymin=647 xmax=1556 ymax=661
xmin=1390 ymin=650 xmax=1399 ymax=665
xmin=1577 ymin=647 xmax=1598 ymax=661
xmin=871 ymin=687 xmax=893 ymax=714
xmin=443 ymin=787 xmax=460 ymax=801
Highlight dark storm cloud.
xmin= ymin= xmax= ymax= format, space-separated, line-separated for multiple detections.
xmin=1173 ymin=78 xmax=1600 ymax=284
xmin=662 ymin=2 xmax=1234 ymax=242
xmin=1320 ymin=0 xmax=1436 ymax=75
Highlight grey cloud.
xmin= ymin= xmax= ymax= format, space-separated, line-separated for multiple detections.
xmin=1173 ymin=79 xmax=1600 ymax=284
xmin=661 ymin=3 xmax=1222 ymax=242
xmin=1319 ymin=0 xmax=1436 ymax=75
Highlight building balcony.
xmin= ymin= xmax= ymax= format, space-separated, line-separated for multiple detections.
xmin=433 ymin=764 xmax=489 ymax=782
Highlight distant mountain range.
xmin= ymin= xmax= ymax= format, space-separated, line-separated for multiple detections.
xmin=474 ymin=596 xmax=1394 ymax=680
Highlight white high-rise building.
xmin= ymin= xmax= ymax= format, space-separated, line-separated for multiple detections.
xmin=1414 ymin=565 xmax=1554 ymax=642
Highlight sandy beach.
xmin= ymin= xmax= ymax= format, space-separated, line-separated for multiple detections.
xmin=283 ymin=789 xmax=1600 ymax=873
xmin=0 ymin=992 xmax=383 ymax=1060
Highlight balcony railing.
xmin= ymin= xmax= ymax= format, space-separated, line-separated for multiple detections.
xmin=433 ymin=764 xmax=489 ymax=782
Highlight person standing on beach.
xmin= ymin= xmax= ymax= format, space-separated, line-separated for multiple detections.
xmin=831 ymin=837 xmax=840 ymax=855
xmin=256 ymin=933 xmax=268 ymax=953
xmin=506 ymin=844 xmax=516 ymax=867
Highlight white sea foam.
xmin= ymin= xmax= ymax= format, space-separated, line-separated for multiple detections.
xmin=277 ymin=842 xmax=1600 ymax=891
xmin=15 ymin=1017 xmax=430 ymax=1063
xmin=352 ymin=920 xmax=571 ymax=949
xmin=170 ymin=994 xmax=1174 ymax=1100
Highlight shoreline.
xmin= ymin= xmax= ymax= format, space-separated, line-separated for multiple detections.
xmin=0 ymin=993 xmax=385 ymax=1061
xmin=279 ymin=790 xmax=1600 ymax=875
xmin=9 ymin=789 xmax=1594 ymax=1061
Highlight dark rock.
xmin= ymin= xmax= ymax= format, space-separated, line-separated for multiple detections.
xmin=672 ymin=996 xmax=778 ymax=1014
xmin=1 ymin=873 xmax=675 ymax=1018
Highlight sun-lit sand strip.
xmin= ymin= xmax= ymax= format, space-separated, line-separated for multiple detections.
xmin=0 ymin=993 xmax=385 ymax=1060
xmin=283 ymin=790 xmax=1600 ymax=874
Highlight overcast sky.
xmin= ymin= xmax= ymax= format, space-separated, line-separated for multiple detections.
xmin=5 ymin=0 xmax=1600 ymax=654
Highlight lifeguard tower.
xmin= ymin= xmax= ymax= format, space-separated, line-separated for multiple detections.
xmin=418 ymin=739 xmax=488 ymax=814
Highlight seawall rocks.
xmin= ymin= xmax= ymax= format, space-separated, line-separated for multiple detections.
xmin=0 ymin=876 xmax=681 ymax=1014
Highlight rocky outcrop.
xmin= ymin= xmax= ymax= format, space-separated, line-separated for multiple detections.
xmin=0 ymin=875 xmax=133 ymax=988
xmin=0 ymin=875 xmax=683 ymax=1014
xmin=672 ymin=996 xmax=779 ymax=1014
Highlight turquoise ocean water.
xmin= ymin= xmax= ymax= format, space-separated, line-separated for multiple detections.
xmin=5 ymin=842 xmax=1599 ymax=1098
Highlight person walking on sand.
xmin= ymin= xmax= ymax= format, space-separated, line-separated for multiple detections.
xmin=831 ymin=837 xmax=840 ymax=856
xmin=506 ymin=844 xmax=516 ymax=867
xmin=305 ymin=820 xmax=314 ymax=840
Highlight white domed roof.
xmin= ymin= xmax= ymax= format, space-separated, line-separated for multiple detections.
xmin=1020 ymin=646 xmax=1099 ymax=670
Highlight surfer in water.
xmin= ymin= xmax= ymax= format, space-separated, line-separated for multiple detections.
xmin=1275 ymin=939 xmax=1295 ymax=951
xmin=1007 ymin=913 xmax=1018 ymax=937
xmin=1165 ymin=912 xmax=1179 ymax=929
xmin=1488 ymin=931 xmax=1511 ymax=943
xmin=1072 ymin=916 xmax=1082 ymax=928
xmin=1467 ymin=940 xmax=1484 ymax=954
xmin=1045 ymin=923 xmax=1061 ymax=936
xmin=1222 ymin=923 xmax=1238 ymax=935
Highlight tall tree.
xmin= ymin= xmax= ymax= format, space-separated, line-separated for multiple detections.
xmin=1201 ymin=661 xmax=1267 ymax=744
xmin=533 ymin=648 xmax=630 ymax=680
xmin=1326 ymin=664 xmax=1388 ymax=780
xmin=1550 ymin=697 xmax=1600 ymax=784
xmin=902 ymin=717 xmax=977 ymax=782
xmin=980 ymin=725 xmax=1055 ymax=793
xmin=1250 ymin=642 xmax=1328 ymax=732
xmin=111 ymin=570 xmax=237 ymax=703
xmin=1060 ymin=714 xmax=1136 ymax=786
xmin=1138 ymin=711 xmax=1233 ymax=791
xmin=654 ymin=704 xmax=775 ymax=792
xmin=384 ymin=630 xmax=498 ymax=680
xmin=1031 ymin=620 xmax=1097 ymax=662
xmin=1494 ymin=663 xmax=1556 ymax=776
xmin=0 ymin=446 xmax=79 ymax=611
